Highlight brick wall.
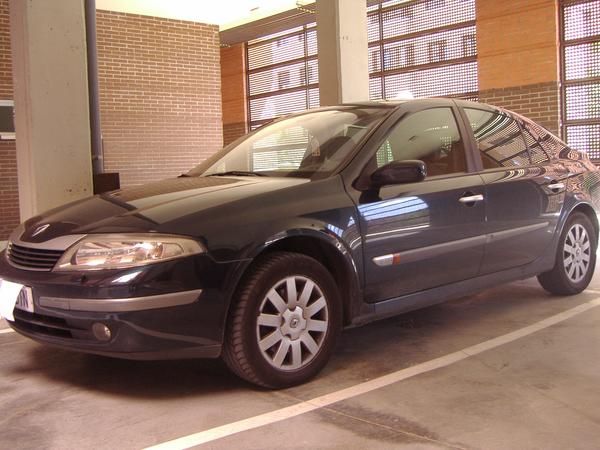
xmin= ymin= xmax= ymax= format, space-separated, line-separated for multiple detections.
xmin=479 ymin=82 xmax=560 ymax=136
xmin=476 ymin=0 xmax=559 ymax=91
xmin=476 ymin=0 xmax=561 ymax=136
xmin=223 ymin=122 xmax=247 ymax=145
xmin=0 ymin=0 xmax=18 ymax=240
xmin=221 ymin=43 xmax=247 ymax=145
xmin=96 ymin=10 xmax=223 ymax=187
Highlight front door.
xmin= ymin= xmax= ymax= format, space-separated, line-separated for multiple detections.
xmin=354 ymin=106 xmax=486 ymax=303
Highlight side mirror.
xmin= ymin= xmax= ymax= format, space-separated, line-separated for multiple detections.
xmin=370 ymin=160 xmax=427 ymax=188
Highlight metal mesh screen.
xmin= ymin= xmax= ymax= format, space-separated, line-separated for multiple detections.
xmin=380 ymin=0 xmax=475 ymax=38
xmin=564 ymin=1 xmax=600 ymax=40
xmin=249 ymin=90 xmax=311 ymax=123
xmin=566 ymin=124 xmax=600 ymax=156
xmin=369 ymin=0 xmax=478 ymax=100
xmin=561 ymin=0 xmax=600 ymax=160
xmin=384 ymin=61 xmax=478 ymax=98
xmin=564 ymin=43 xmax=600 ymax=79
xmin=565 ymin=85 xmax=600 ymax=120
xmin=370 ymin=76 xmax=383 ymax=100
xmin=246 ymin=0 xmax=478 ymax=129
xmin=247 ymin=24 xmax=318 ymax=128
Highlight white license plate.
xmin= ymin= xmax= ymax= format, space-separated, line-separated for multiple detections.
xmin=15 ymin=286 xmax=34 ymax=313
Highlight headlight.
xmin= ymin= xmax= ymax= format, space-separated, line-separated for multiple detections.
xmin=54 ymin=234 xmax=205 ymax=271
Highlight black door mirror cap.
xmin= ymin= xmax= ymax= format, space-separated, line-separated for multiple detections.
xmin=369 ymin=160 xmax=427 ymax=189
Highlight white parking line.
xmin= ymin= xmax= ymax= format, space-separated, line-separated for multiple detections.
xmin=145 ymin=296 xmax=600 ymax=450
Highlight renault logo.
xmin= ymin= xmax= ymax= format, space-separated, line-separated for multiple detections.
xmin=31 ymin=223 xmax=50 ymax=237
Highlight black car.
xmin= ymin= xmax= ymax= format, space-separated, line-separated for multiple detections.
xmin=1 ymin=98 xmax=599 ymax=388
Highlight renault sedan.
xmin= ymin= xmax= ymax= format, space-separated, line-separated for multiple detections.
xmin=1 ymin=98 xmax=599 ymax=388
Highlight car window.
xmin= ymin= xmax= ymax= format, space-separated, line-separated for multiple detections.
xmin=520 ymin=125 xmax=552 ymax=164
xmin=465 ymin=108 xmax=530 ymax=169
xmin=515 ymin=113 xmax=572 ymax=161
xmin=375 ymin=107 xmax=467 ymax=177
xmin=250 ymin=125 xmax=316 ymax=171
xmin=187 ymin=107 xmax=391 ymax=179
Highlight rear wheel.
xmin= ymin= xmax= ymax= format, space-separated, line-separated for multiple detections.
xmin=538 ymin=212 xmax=597 ymax=295
xmin=223 ymin=252 xmax=341 ymax=388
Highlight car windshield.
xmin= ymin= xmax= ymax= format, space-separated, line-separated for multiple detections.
xmin=186 ymin=106 xmax=391 ymax=179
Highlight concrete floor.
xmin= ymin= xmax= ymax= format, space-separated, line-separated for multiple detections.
xmin=1 ymin=270 xmax=600 ymax=449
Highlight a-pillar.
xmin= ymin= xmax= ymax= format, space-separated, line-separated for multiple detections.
xmin=477 ymin=0 xmax=561 ymax=135
xmin=316 ymin=0 xmax=369 ymax=106
xmin=9 ymin=0 xmax=93 ymax=221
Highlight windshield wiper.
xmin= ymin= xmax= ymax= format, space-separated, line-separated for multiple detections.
xmin=206 ymin=171 xmax=267 ymax=177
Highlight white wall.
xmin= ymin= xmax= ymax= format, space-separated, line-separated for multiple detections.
xmin=95 ymin=0 xmax=307 ymax=30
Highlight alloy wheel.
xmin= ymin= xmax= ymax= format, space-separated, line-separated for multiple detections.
xmin=563 ymin=223 xmax=591 ymax=284
xmin=256 ymin=276 xmax=329 ymax=371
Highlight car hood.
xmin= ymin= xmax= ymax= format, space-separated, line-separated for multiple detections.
xmin=18 ymin=176 xmax=309 ymax=243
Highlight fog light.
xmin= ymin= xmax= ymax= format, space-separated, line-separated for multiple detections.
xmin=92 ymin=323 xmax=112 ymax=342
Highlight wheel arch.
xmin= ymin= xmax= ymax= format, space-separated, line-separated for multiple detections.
xmin=228 ymin=230 xmax=362 ymax=327
xmin=566 ymin=203 xmax=599 ymax=248
xmin=537 ymin=201 xmax=599 ymax=295
xmin=544 ymin=201 xmax=600 ymax=267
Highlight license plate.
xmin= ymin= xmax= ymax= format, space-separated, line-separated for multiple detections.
xmin=0 ymin=279 xmax=28 ymax=321
xmin=15 ymin=286 xmax=34 ymax=313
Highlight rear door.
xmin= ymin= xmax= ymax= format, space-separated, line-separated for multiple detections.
xmin=350 ymin=104 xmax=486 ymax=303
xmin=462 ymin=107 xmax=566 ymax=275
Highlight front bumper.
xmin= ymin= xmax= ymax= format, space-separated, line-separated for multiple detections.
xmin=0 ymin=252 xmax=242 ymax=360
xmin=7 ymin=289 xmax=223 ymax=360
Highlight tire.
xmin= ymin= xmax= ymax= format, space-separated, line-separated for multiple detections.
xmin=538 ymin=212 xmax=597 ymax=295
xmin=222 ymin=252 xmax=342 ymax=388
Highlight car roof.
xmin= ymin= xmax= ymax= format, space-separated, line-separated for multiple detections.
xmin=314 ymin=97 xmax=497 ymax=111
xmin=277 ymin=98 xmax=500 ymax=123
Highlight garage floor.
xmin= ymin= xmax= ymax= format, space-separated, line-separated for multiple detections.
xmin=1 ymin=268 xmax=600 ymax=449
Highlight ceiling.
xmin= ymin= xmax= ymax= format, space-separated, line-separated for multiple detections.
xmin=95 ymin=0 xmax=312 ymax=30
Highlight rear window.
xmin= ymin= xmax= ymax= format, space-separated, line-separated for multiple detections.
xmin=465 ymin=108 xmax=529 ymax=168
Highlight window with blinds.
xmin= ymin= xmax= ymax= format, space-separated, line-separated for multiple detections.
xmin=246 ymin=24 xmax=318 ymax=129
xmin=560 ymin=0 xmax=600 ymax=160
xmin=367 ymin=0 xmax=478 ymax=100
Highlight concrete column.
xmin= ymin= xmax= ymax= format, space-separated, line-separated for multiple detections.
xmin=476 ymin=0 xmax=560 ymax=134
xmin=316 ymin=0 xmax=369 ymax=106
xmin=9 ymin=0 xmax=93 ymax=221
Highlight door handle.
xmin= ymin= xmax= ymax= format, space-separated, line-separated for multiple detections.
xmin=459 ymin=194 xmax=484 ymax=205
xmin=547 ymin=182 xmax=565 ymax=192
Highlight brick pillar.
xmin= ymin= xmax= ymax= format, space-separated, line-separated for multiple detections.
xmin=476 ymin=0 xmax=561 ymax=135
xmin=221 ymin=43 xmax=247 ymax=145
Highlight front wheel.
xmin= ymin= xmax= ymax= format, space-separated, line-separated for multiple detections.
xmin=538 ymin=212 xmax=597 ymax=295
xmin=223 ymin=252 xmax=342 ymax=388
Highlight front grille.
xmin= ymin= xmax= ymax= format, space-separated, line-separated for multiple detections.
xmin=7 ymin=243 xmax=64 ymax=271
